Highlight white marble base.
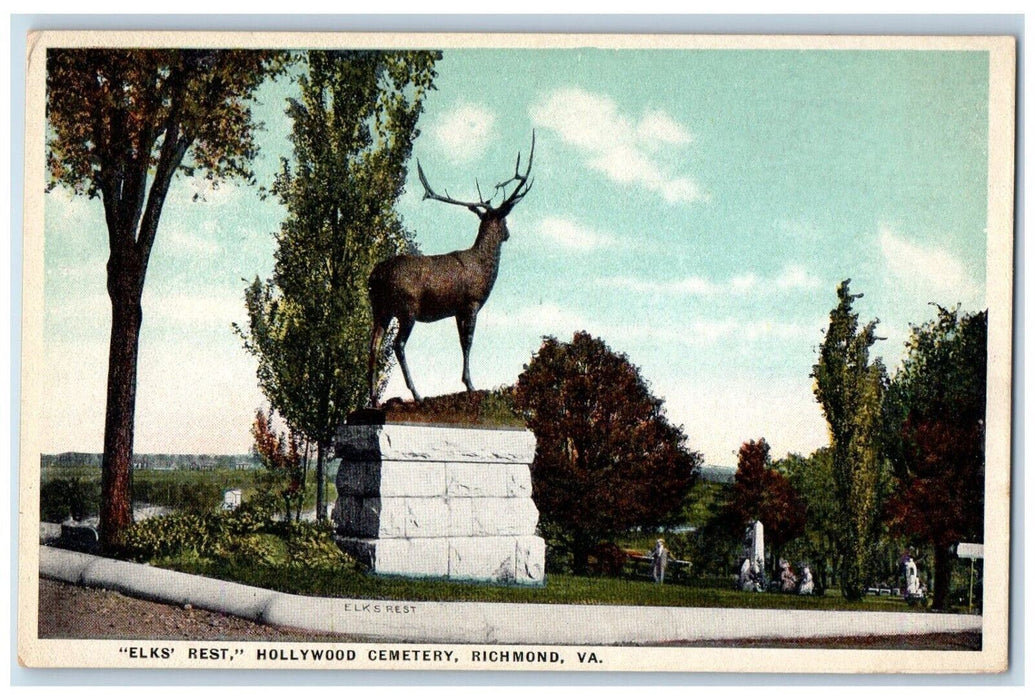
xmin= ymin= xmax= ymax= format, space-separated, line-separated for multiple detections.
xmin=337 ymin=535 xmax=545 ymax=584
xmin=334 ymin=423 xmax=545 ymax=585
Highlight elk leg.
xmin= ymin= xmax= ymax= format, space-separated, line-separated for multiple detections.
xmin=457 ymin=312 xmax=477 ymax=392
xmin=394 ymin=316 xmax=421 ymax=402
xmin=368 ymin=320 xmax=386 ymax=408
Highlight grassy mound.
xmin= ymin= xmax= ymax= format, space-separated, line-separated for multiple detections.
xmin=378 ymin=388 xmax=525 ymax=428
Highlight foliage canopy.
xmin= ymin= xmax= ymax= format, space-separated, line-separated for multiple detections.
xmin=46 ymin=48 xmax=289 ymax=548
xmin=514 ymin=332 xmax=702 ymax=574
xmin=811 ymin=280 xmax=888 ymax=600
xmin=238 ymin=50 xmax=440 ymax=518
xmin=884 ymin=306 xmax=986 ymax=608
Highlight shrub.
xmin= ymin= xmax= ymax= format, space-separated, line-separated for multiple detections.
xmin=251 ymin=409 xmax=307 ymax=523
xmin=123 ymin=512 xmax=214 ymax=560
xmin=587 ymin=542 xmax=628 ymax=577
xmin=121 ymin=504 xmax=354 ymax=571
xmin=123 ymin=501 xmax=270 ymax=561
xmin=284 ymin=520 xmax=354 ymax=569
xmin=40 ymin=478 xmax=100 ymax=522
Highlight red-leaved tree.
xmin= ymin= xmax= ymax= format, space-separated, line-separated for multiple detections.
xmin=514 ymin=332 xmax=702 ymax=574
xmin=724 ymin=438 xmax=806 ymax=571
xmin=250 ymin=409 xmax=306 ymax=523
xmin=884 ymin=307 xmax=986 ymax=609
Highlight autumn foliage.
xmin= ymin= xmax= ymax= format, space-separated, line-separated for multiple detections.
xmin=514 ymin=332 xmax=701 ymax=574
xmin=250 ymin=409 xmax=306 ymax=523
xmin=724 ymin=439 xmax=806 ymax=557
xmin=884 ymin=307 xmax=986 ymax=609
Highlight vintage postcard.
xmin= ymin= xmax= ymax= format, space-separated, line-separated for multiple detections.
xmin=18 ymin=30 xmax=1015 ymax=673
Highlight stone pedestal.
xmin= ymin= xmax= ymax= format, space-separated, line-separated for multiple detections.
xmin=333 ymin=422 xmax=545 ymax=585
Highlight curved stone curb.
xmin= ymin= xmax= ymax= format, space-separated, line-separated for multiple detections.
xmin=40 ymin=546 xmax=982 ymax=645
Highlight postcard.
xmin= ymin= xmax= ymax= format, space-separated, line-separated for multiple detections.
xmin=18 ymin=30 xmax=1015 ymax=673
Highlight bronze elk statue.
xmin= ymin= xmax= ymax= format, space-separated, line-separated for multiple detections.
xmin=367 ymin=134 xmax=535 ymax=406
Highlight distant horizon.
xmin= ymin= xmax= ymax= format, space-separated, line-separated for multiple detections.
xmin=40 ymin=450 xmax=742 ymax=471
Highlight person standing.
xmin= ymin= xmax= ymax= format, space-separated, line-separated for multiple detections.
xmin=652 ymin=538 xmax=670 ymax=584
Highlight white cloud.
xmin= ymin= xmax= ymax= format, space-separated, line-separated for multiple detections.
xmin=611 ymin=318 xmax=822 ymax=347
xmin=602 ymin=265 xmax=822 ymax=298
xmin=530 ymin=87 xmax=705 ymax=204
xmin=531 ymin=216 xmax=617 ymax=251
xmin=607 ymin=275 xmax=717 ymax=296
xmin=662 ymin=375 xmax=828 ymax=465
xmin=41 ymin=335 xmax=265 ymax=454
xmin=637 ymin=110 xmax=693 ymax=148
xmin=481 ymin=303 xmax=588 ymax=335
xmin=879 ymin=226 xmax=982 ymax=304
xmin=730 ymin=273 xmax=758 ymax=294
xmin=45 ymin=188 xmax=102 ymax=225
xmin=164 ymin=222 xmax=222 ymax=258
xmin=485 ymin=300 xmax=821 ymax=350
xmin=142 ymin=287 xmax=247 ymax=330
xmin=429 ymin=101 xmax=497 ymax=164
xmin=774 ymin=263 xmax=822 ymax=291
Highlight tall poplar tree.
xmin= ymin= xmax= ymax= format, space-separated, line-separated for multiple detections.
xmin=811 ymin=280 xmax=887 ymax=599
xmin=239 ymin=50 xmax=440 ymax=520
xmin=46 ymin=49 xmax=289 ymax=548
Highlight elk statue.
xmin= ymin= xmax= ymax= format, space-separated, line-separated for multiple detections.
xmin=367 ymin=133 xmax=535 ymax=407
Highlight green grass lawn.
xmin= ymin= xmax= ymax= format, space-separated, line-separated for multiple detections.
xmin=159 ymin=554 xmax=920 ymax=612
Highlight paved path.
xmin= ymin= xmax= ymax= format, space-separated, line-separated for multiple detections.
xmin=40 ymin=546 xmax=981 ymax=646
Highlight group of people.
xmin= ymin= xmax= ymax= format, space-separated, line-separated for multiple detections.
xmin=639 ymin=536 xmax=926 ymax=601
xmin=779 ymin=558 xmax=815 ymax=595
xmin=738 ymin=557 xmax=814 ymax=595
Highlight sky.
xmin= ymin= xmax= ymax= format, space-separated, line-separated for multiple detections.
xmin=41 ymin=48 xmax=990 ymax=464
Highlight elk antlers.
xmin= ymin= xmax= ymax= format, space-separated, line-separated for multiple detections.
xmin=416 ymin=132 xmax=535 ymax=218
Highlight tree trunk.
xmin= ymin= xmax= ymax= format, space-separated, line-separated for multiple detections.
xmin=315 ymin=442 xmax=326 ymax=521
xmin=296 ymin=440 xmax=310 ymax=523
xmin=571 ymin=537 xmax=591 ymax=576
xmin=932 ymin=543 xmax=954 ymax=610
xmin=99 ymin=257 xmax=144 ymax=551
xmin=840 ymin=545 xmax=864 ymax=600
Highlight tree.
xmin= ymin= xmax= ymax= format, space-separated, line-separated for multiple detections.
xmin=811 ymin=280 xmax=888 ymax=599
xmin=884 ymin=307 xmax=986 ymax=609
xmin=46 ymin=49 xmax=289 ymax=549
xmin=514 ymin=332 xmax=702 ymax=574
xmin=238 ymin=50 xmax=440 ymax=520
xmin=779 ymin=449 xmax=840 ymax=594
xmin=250 ymin=409 xmax=306 ymax=523
xmin=723 ymin=439 xmax=805 ymax=573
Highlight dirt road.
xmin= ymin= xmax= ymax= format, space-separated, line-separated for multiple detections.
xmin=37 ymin=578 xmax=359 ymax=642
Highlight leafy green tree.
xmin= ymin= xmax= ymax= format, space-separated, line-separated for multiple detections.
xmin=238 ymin=50 xmax=440 ymax=520
xmin=884 ymin=307 xmax=986 ymax=609
xmin=46 ymin=49 xmax=289 ymax=548
xmin=514 ymin=332 xmax=702 ymax=574
xmin=778 ymin=449 xmax=840 ymax=594
xmin=811 ymin=280 xmax=888 ymax=599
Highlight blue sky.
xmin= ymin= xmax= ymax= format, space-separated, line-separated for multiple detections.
xmin=42 ymin=47 xmax=989 ymax=464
